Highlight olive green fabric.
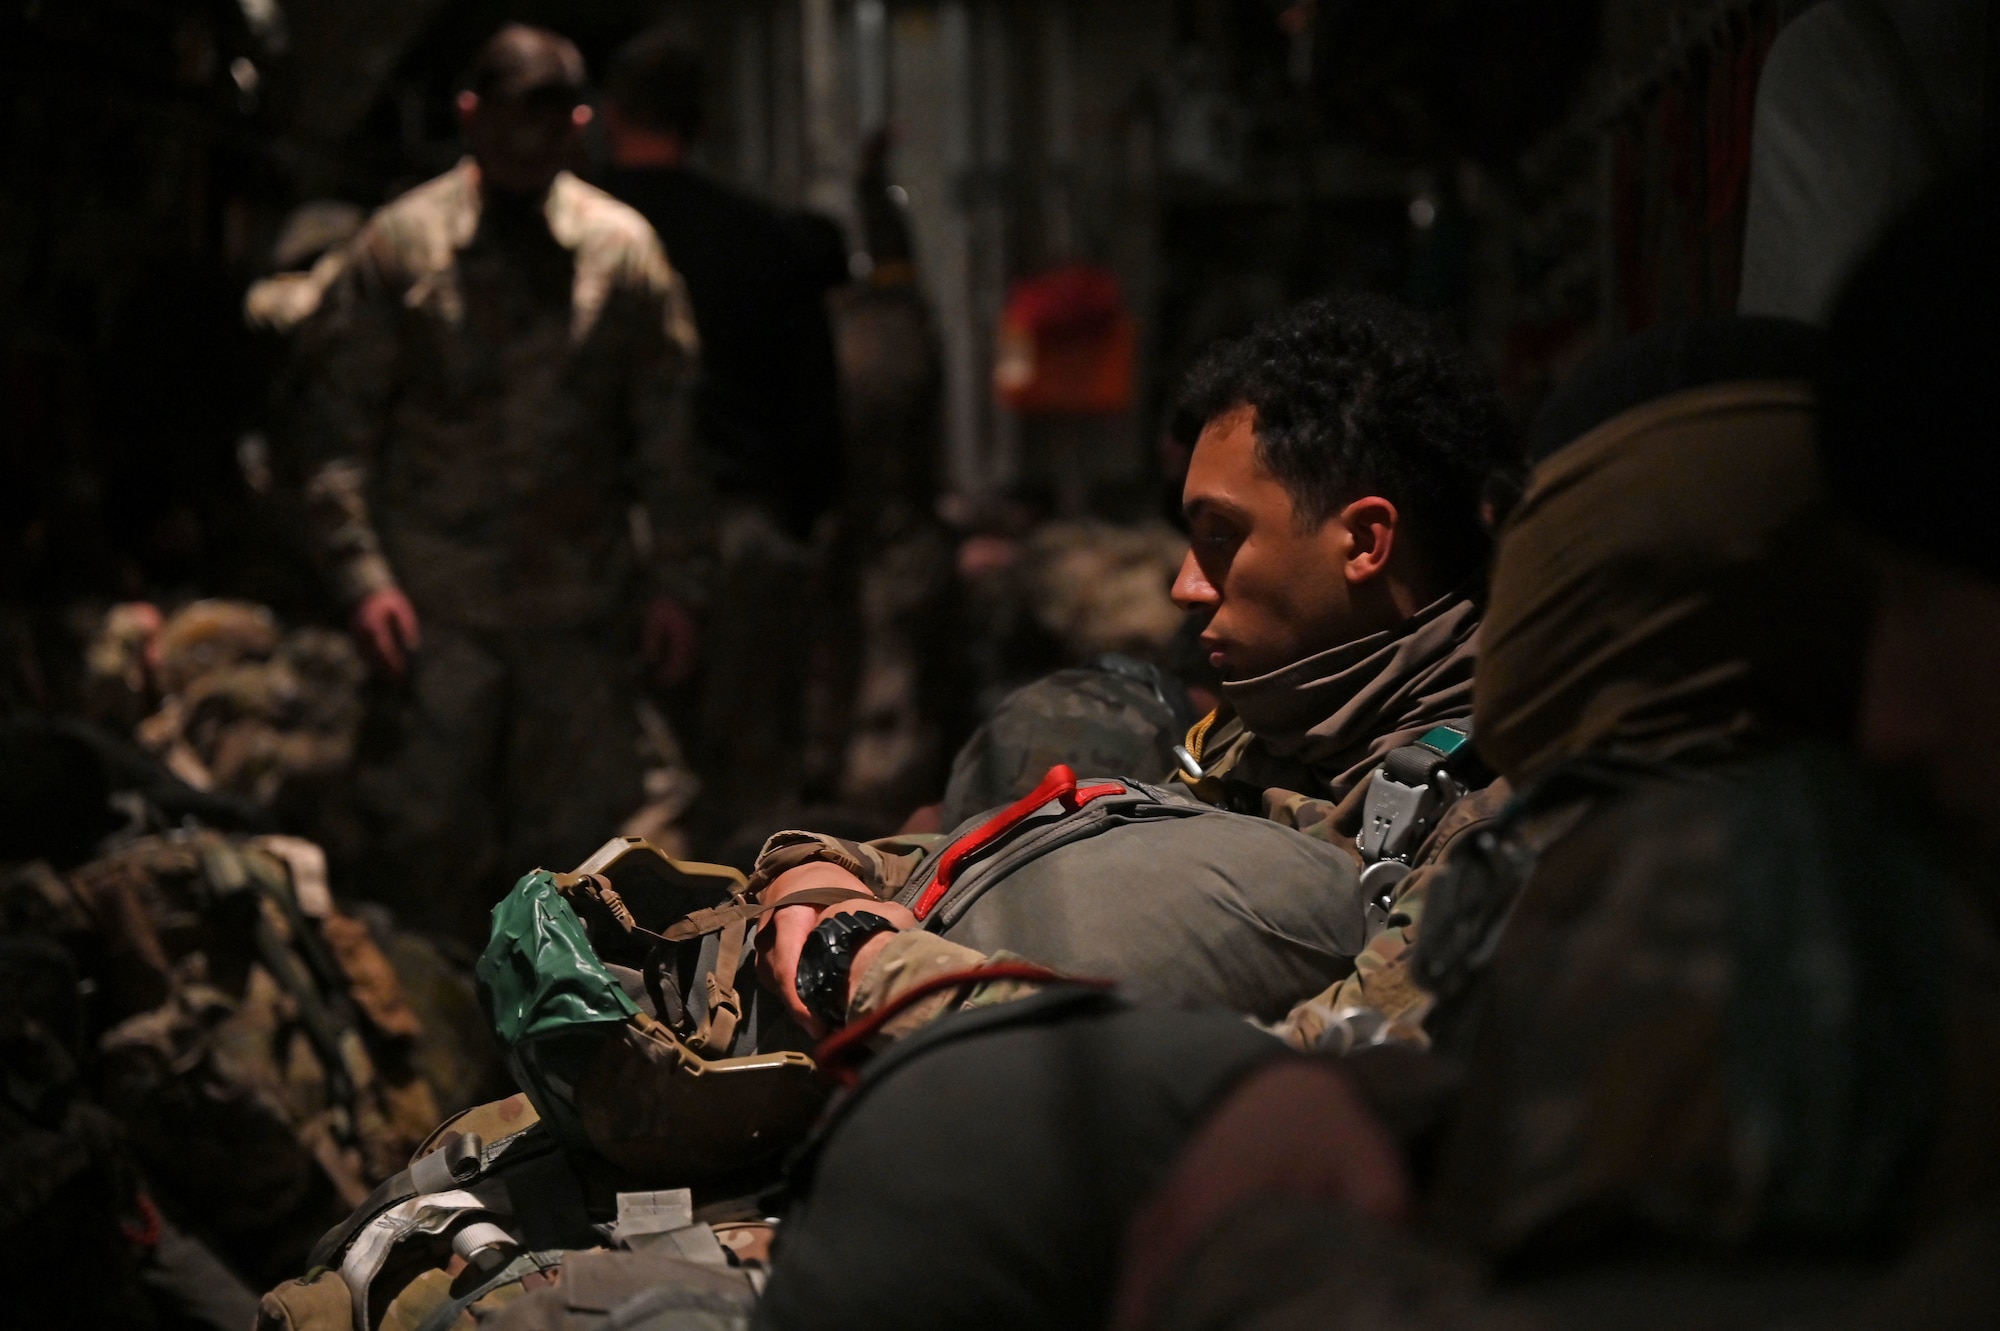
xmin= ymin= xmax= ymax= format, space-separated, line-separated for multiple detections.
xmin=478 ymin=871 xmax=640 ymax=1049
xmin=1475 ymin=380 xmax=1863 ymax=786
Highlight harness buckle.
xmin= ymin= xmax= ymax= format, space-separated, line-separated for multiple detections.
xmin=1354 ymin=725 xmax=1476 ymax=936
xmin=1358 ymin=773 xmax=1434 ymax=864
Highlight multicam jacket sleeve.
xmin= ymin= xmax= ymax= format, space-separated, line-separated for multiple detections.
xmin=844 ymin=932 xmax=1048 ymax=1044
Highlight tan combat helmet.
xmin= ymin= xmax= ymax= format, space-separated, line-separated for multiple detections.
xmin=480 ymin=837 xmax=873 ymax=1181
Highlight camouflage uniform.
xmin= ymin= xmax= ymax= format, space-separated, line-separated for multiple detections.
xmin=745 ymin=831 xmax=1050 ymax=1044
xmin=745 ymin=786 xmax=1371 ymax=1045
xmin=1175 ymin=590 xmax=1481 ymax=821
xmin=87 ymin=600 xmax=366 ymax=824
xmin=288 ymin=160 xmax=707 ymax=938
xmin=795 ymin=783 xmax=1507 ymax=1058
xmin=1130 ymin=355 xmax=1931 ymax=1328
xmin=1263 ymin=778 xmax=1511 ymax=1051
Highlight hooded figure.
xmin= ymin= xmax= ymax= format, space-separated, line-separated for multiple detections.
xmin=1473 ymin=317 xmax=1859 ymax=788
xmin=1408 ymin=320 xmax=1931 ymax=1258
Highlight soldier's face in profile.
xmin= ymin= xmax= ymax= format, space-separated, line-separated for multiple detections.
xmin=1859 ymin=551 xmax=2000 ymax=841
xmin=459 ymin=89 xmax=586 ymax=196
xmin=1172 ymin=406 xmax=1378 ymax=680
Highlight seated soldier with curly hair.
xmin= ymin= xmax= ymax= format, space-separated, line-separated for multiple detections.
xmin=759 ymin=296 xmax=1521 ymax=1050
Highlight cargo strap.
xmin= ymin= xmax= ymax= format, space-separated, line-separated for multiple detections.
xmin=338 ymin=1186 xmax=514 ymax=1331
xmin=411 ymin=1248 xmax=569 ymax=1331
xmin=204 ymin=838 xmax=367 ymax=1146
xmin=305 ymin=1126 xmax=536 ymax=1275
xmin=1356 ymin=725 xmax=1474 ymax=931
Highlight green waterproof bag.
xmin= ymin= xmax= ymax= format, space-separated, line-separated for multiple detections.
xmin=477 ymin=869 xmax=641 ymax=1149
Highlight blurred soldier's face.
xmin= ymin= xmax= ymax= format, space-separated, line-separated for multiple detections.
xmin=459 ymin=89 xmax=587 ymax=196
xmin=1858 ymin=551 xmax=2000 ymax=840
xmin=1172 ymin=406 xmax=1400 ymax=681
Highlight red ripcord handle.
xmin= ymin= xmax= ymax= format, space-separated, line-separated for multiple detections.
xmin=911 ymin=764 xmax=1126 ymax=920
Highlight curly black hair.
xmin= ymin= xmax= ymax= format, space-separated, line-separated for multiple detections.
xmin=1175 ymin=295 xmax=1514 ymax=590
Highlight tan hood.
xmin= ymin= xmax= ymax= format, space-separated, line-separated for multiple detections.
xmin=1475 ymin=380 xmax=1864 ymax=785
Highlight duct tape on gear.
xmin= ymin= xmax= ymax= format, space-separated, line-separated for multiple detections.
xmin=475 ymin=836 xmax=869 ymax=1181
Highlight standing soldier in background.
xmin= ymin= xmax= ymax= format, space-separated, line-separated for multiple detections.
xmin=289 ymin=25 xmax=707 ymax=940
xmin=598 ymin=28 xmax=848 ymax=841
xmin=826 ymin=127 xmax=964 ymax=820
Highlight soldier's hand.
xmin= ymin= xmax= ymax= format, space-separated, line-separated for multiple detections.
xmin=353 ymin=587 xmax=421 ymax=680
xmin=642 ymin=596 xmax=700 ymax=689
xmin=754 ymin=863 xmax=916 ymax=1037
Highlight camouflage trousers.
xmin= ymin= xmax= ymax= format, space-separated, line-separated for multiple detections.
xmin=352 ymin=623 xmax=644 ymax=944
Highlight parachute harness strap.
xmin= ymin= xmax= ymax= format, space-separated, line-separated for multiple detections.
xmin=812 ymin=962 xmax=1091 ymax=1087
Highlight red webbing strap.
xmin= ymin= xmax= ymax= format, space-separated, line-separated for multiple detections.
xmin=121 ymin=1191 xmax=162 ymax=1251
xmin=812 ymin=962 xmax=1088 ymax=1087
xmin=911 ymin=765 xmax=1128 ymax=920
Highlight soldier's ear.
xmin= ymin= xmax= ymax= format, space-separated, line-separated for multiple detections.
xmin=1339 ymin=496 xmax=1399 ymax=586
xmin=456 ymin=90 xmax=480 ymax=129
